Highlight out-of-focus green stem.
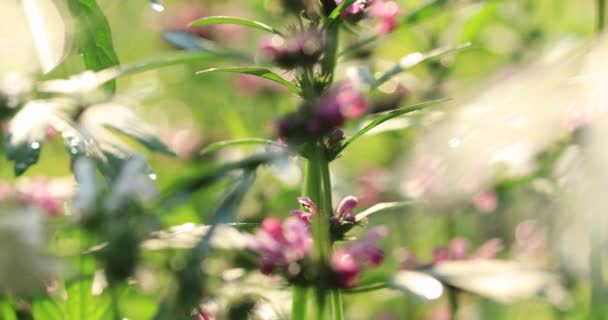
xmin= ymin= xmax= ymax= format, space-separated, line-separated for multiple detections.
xmin=448 ymin=288 xmax=459 ymax=320
xmin=291 ymin=286 xmax=308 ymax=320
xmin=320 ymin=158 xmax=344 ymax=320
xmin=589 ymin=218 xmax=605 ymax=320
xmin=598 ymin=0 xmax=606 ymax=32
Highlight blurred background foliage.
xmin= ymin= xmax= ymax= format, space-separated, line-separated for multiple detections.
xmin=0 ymin=0 xmax=602 ymax=319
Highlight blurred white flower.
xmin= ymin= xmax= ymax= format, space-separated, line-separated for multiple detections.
xmin=399 ymin=38 xmax=606 ymax=207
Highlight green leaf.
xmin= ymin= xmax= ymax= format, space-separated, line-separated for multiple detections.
xmin=459 ymin=1 xmax=500 ymax=42
xmin=334 ymin=99 xmax=445 ymax=157
xmin=197 ymin=67 xmax=302 ymax=95
xmin=355 ymin=201 xmax=417 ymax=222
xmin=67 ymin=0 xmax=120 ymax=93
xmin=81 ymin=102 xmax=175 ymax=156
xmin=400 ymin=0 xmax=448 ymax=26
xmin=32 ymin=299 xmax=63 ymax=320
xmin=326 ymin=0 xmax=357 ymax=26
xmin=373 ymin=43 xmax=472 ymax=89
xmin=189 ymin=16 xmax=283 ymax=36
xmin=65 ymin=280 xmax=112 ymax=320
xmin=160 ymin=153 xmax=276 ymax=206
xmin=0 ymin=301 xmax=18 ymax=320
xmin=200 ymin=138 xmax=286 ymax=156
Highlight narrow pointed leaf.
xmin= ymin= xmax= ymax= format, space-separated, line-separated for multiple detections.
xmin=400 ymin=0 xmax=448 ymax=26
xmin=67 ymin=0 xmax=120 ymax=93
xmin=32 ymin=299 xmax=63 ymax=320
xmin=355 ymin=201 xmax=417 ymax=222
xmin=200 ymin=138 xmax=286 ymax=156
xmin=197 ymin=67 xmax=301 ymax=94
xmin=335 ymin=99 xmax=445 ymax=157
xmin=141 ymin=223 xmax=249 ymax=250
xmin=326 ymin=0 xmax=357 ymax=26
xmin=189 ymin=16 xmax=283 ymax=36
xmin=373 ymin=43 xmax=471 ymax=89
xmin=81 ymin=102 xmax=176 ymax=156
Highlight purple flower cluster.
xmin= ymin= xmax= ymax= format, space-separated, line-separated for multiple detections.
xmin=248 ymin=217 xmax=312 ymax=275
xmin=277 ymin=81 xmax=367 ymax=140
xmin=259 ymin=30 xmax=323 ymax=69
xmin=335 ymin=0 xmax=399 ymax=34
xmin=249 ymin=197 xmax=386 ymax=287
xmin=330 ymin=226 xmax=387 ymax=287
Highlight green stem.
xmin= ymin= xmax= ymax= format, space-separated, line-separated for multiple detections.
xmin=292 ymin=286 xmax=308 ymax=320
xmin=589 ymin=219 xmax=605 ymax=320
xmin=320 ymin=155 xmax=345 ymax=320
xmin=598 ymin=0 xmax=606 ymax=32
xmin=305 ymin=146 xmax=332 ymax=319
xmin=448 ymin=288 xmax=459 ymax=320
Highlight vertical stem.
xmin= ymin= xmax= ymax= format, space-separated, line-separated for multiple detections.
xmin=321 ymin=159 xmax=345 ymax=320
xmin=589 ymin=218 xmax=605 ymax=320
xmin=598 ymin=0 xmax=606 ymax=32
xmin=292 ymin=286 xmax=308 ymax=320
xmin=305 ymin=146 xmax=332 ymax=319
xmin=448 ymin=288 xmax=459 ymax=320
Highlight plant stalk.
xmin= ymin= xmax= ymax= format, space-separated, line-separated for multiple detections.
xmin=305 ymin=146 xmax=332 ymax=319
xmin=598 ymin=0 xmax=606 ymax=32
xmin=291 ymin=286 xmax=308 ymax=320
xmin=321 ymin=158 xmax=345 ymax=320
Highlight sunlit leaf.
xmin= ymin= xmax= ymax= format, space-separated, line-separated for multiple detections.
xmin=197 ymin=67 xmax=301 ymax=95
xmin=355 ymin=201 xmax=417 ymax=222
xmin=200 ymin=138 xmax=286 ymax=156
xmin=4 ymin=99 xmax=76 ymax=175
xmin=32 ymin=299 xmax=63 ymax=320
xmin=65 ymin=280 xmax=113 ymax=320
xmin=459 ymin=0 xmax=500 ymax=42
xmin=334 ymin=99 xmax=445 ymax=157
xmin=428 ymin=260 xmax=571 ymax=307
xmin=0 ymin=300 xmax=17 ymax=320
xmin=67 ymin=0 xmax=120 ymax=92
xmin=150 ymin=0 xmax=165 ymax=12
xmin=20 ymin=0 xmax=68 ymax=73
xmin=189 ymin=16 xmax=283 ymax=36
xmin=390 ymin=271 xmax=444 ymax=300
xmin=373 ymin=43 xmax=471 ymax=89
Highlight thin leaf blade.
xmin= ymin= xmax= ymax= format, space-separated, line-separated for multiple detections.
xmin=335 ymin=99 xmax=445 ymax=156
xmin=200 ymin=138 xmax=286 ymax=156
xmin=189 ymin=16 xmax=283 ymax=36
xmin=197 ymin=67 xmax=301 ymax=95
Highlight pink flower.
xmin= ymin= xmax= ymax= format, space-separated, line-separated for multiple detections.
xmin=472 ymin=191 xmax=498 ymax=213
xmin=307 ymin=82 xmax=367 ymax=135
xmin=335 ymin=0 xmax=367 ymax=18
xmin=334 ymin=195 xmax=358 ymax=223
xmin=291 ymin=196 xmax=317 ymax=223
xmin=331 ymin=226 xmax=387 ymax=287
xmin=249 ymin=217 xmax=312 ymax=275
xmin=368 ymin=0 xmax=399 ymax=34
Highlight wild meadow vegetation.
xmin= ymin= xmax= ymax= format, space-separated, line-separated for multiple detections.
xmin=1 ymin=0 xmax=608 ymax=319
